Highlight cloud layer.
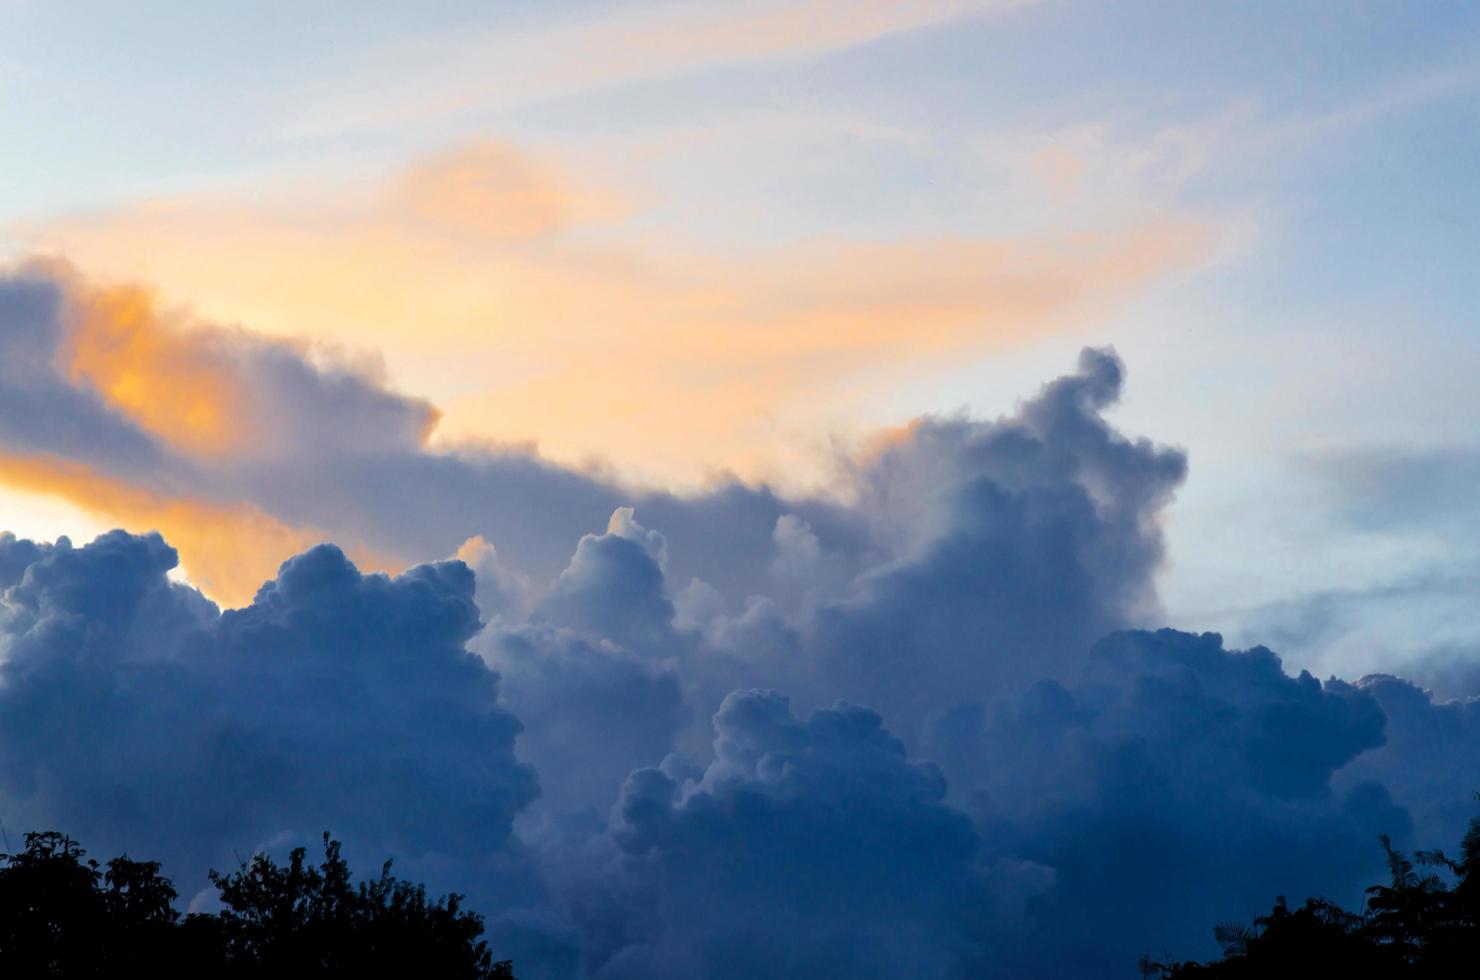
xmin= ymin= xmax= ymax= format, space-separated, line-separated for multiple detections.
xmin=18 ymin=129 xmax=1209 ymax=489
xmin=0 ymin=524 xmax=1446 ymax=978
xmin=1 ymin=269 xmax=1475 ymax=977
xmin=0 ymin=531 xmax=536 ymax=888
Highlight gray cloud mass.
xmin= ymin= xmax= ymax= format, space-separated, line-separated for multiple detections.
xmin=2 ymin=264 xmax=1478 ymax=977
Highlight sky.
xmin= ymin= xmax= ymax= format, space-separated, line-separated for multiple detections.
xmin=2 ymin=0 xmax=1477 ymax=679
xmin=1 ymin=3 xmax=1479 ymax=976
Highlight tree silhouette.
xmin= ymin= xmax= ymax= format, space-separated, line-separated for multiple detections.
xmin=1150 ymin=796 xmax=1480 ymax=978
xmin=0 ymin=830 xmax=515 ymax=978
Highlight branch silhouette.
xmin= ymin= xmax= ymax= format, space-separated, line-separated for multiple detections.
xmin=1148 ymin=795 xmax=1480 ymax=977
xmin=0 ymin=830 xmax=515 ymax=978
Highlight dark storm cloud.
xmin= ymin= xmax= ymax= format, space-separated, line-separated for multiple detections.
xmin=920 ymin=628 xmax=1400 ymax=973
xmin=1337 ymin=672 xmax=1480 ymax=849
xmin=5 ymin=267 xmax=1477 ymax=979
xmin=479 ymin=622 xmax=687 ymax=815
xmin=537 ymin=630 xmax=1406 ymax=977
xmin=0 ymin=530 xmax=1439 ymax=980
xmin=0 ymin=530 xmax=538 ymax=906
xmin=455 ymin=346 xmax=1192 ymax=841
xmin=0 ymin=532 xmax=47 ymax=589
xmin=568 ymin=690 xmax=1014 ymax=980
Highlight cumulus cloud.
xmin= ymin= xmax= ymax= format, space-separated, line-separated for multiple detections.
xmin=568 ymin=690 xmax=1011 ymax=979
xmin=1337 ymin=672 xmax=1480 ymax=849
xmin=457 ymin=509 xmax=695 ymax=818
xmin=533 ymin=626 xmax=1409 ymax=977
xmin=805 ymin=347 xmax=1186 ymax=733
xmin=515 ymin=348 xmax=1188 ymax=761
xmin=0 ymin=530 xmax=538 ymax=910
xmin=0 ymin=262 xmax=1186 ymax=651
xmin=4 ymin=313 xmax=1475 ymax=979
xmin=534 ymin=509 xmax=679 ymax=657
xmin=443 ymin=346 xmax=1191 ymax=845
xmin=477 ymin=622 xmax=687 ymax=816
xmin=0 ymin=526 xmax=1440 ymax=980
xmin=920 ymin=628 xmax=1400 ymax=972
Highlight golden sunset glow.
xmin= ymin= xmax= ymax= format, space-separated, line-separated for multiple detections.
xmin=0 ymin=452 xmax=397 ymax=606
xmin=60 ymin=281 xmax=251 ymax=456
xmin=19 ymin=142 xmax=1210 ymax=488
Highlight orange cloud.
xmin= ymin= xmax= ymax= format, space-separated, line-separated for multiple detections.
xmin=59 ymin=280 xmax=251 ymax=456
xmin=396 ymin=140 xmax=627 ymax=242
xmin=0 ymin=453 xmax=393 ymax=607
xmin=434 ymin=223 xmax=1207 ymax=483
xmin=17 ymin=139 xmax=1211 ymax=489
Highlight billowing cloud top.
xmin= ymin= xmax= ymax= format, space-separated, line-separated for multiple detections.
xmin=0 ymin=530 xmax=535 ymax=897
xmin=0 ymin=263 xmax=1473 ymax=979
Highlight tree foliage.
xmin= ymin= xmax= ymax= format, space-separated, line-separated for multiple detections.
xmin=0 ymin=830 xmax=515 ymax=978
xmin=1149 ymin=798 xmax=1480 ymax=978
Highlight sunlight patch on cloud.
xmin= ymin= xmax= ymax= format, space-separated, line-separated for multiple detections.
xmin=62 ymin=281 xmax=252 ymax=456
